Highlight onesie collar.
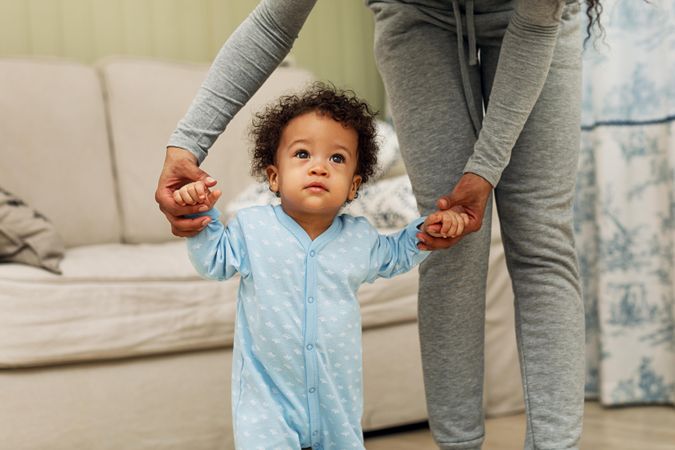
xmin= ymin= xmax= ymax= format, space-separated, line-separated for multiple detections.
xmin=273 ymin=204 xmax=342 ymax=253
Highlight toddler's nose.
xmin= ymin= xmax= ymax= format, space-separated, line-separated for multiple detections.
xmin=309 ymin=163 xmax=328 ymax=176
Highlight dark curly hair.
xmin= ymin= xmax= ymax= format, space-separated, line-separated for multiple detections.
xmin=583 ymin=0 xmax=605 ymax=44
xmin=250 ymin=82 xmax=379 ymax=185
xmin=543 ymin=1 xmax=607 ymax=45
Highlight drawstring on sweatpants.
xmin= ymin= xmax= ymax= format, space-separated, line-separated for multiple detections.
xmin=451 ymin=0 xmax=482 ymax=136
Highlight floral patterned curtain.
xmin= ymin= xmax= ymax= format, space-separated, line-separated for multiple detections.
xmin=575 ymin=0 xmax=674 ymax=405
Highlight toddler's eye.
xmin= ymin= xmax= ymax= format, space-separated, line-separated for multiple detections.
xmin=295 ymin=150 xmax=309 ymax=159
xmin=330 ymin=154 xmax=345 ymax=164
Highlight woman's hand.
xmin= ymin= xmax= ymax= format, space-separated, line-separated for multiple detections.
xmin=155 ymin=147 xmax=219 ymax=237
xmin=417 ymin=173 xmax=493 ymax=251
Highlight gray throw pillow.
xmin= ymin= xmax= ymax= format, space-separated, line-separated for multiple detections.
xmin=0 ymin=188 xmax=65 ymax=274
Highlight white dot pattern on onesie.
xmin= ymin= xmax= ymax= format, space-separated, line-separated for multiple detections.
xmin=187 ymin=205 xmax=427 ymax=450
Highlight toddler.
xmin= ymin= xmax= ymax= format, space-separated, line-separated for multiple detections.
xmin=174 ymin=83 xmax=467 ymax=450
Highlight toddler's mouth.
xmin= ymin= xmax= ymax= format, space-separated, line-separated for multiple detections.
xmin=305 ymin=182 xmax=328 ymax=192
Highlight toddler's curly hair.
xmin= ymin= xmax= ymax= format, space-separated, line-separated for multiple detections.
xmin=250 ymin=82 xmax=378 ymax=185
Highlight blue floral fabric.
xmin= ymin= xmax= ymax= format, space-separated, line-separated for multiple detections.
xmin=575 ymin=0 xmax=675 ymax=405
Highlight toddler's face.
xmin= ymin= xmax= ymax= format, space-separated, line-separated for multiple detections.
xmin=266 ymin=111 xmax=361 ymax=220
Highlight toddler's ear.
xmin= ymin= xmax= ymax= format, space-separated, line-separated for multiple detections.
xmin=266 ymin=165 xmax=279 ymax=193
xmin=348 ymin=175 xmax=362 ymax=201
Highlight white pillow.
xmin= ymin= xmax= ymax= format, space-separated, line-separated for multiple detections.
xmin=373 ymin=120 xmax=401 ymax=179
xmin=343 ymin=175 xmax=418 ymax=229
xmin=224 ymin=182 xmax=279 ymax=220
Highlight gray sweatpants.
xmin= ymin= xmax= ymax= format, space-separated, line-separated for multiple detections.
xmin=368 ymin=1 xmax=585 ymax=449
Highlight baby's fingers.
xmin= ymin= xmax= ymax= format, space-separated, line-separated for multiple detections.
xmin=179 ymin=185 xmax=200 ymax=205
xmin=423 ymin=212 xmax=444 ymax=237
xmin=193 ymin=181 xmax=209 ymax=202
xmin=426 ymin=223 xmax=443 ymax=237
xmin=453 ymin=213 xmax=469 ymax=236
xmin=173 ymin=190 xmax=187 ymax=206
xmin=424 ymin=211 xmax=443 ymax=227
xmin=440 ymin=216 xmax=458 ymax=237
xmin=455 ymin=216 xmax=465 ymax=236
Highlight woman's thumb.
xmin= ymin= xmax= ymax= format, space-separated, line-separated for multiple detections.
xmin=175 ymin=159 xmax=217 ymax=187
xmin=202 ymin=175 xmax=217 ymax=187
xmin=436 ymin=195 xmax=452 ymax=210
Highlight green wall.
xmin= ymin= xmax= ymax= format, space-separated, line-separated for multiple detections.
xmin=0 ymin=0 xmax=385 ymax=111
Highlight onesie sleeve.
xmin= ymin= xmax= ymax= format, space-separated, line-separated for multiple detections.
xmin=187 ymin=208 xmax=250 ymax=280
xmin=462 ymin=0 xmax=567 ymax=187
xmin=365 ymin=217 xmax=429 ymax=283
xmin=167 ymin=0 xmax=318 ymax=163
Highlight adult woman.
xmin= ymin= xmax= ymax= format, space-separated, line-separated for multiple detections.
xmin=156 ymin=1 xmax=596 ymax=448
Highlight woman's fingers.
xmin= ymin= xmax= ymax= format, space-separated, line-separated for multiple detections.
xmin=417 ymin=231 xmax=463 ymax=250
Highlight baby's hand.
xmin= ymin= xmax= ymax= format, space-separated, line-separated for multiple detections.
xmin=423 ymin=209 xmax=470 ymax=239
xmin=173 ymin=180 xmax=222 ymax=207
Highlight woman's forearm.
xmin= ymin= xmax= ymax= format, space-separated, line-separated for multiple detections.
xmin=463 ymin=0 xmax=566 ymax=187
xmin=168 ymin=0 xmax=318 ymax=163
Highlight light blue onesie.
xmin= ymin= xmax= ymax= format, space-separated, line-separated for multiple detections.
xmin=187 ymin=204 xmax=428 ymax=450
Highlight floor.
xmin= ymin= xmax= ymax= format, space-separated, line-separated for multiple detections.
xmin=364 ymin=401 xmax=675 ymax=450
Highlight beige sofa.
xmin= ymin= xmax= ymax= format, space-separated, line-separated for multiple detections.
xmin=0 ymin=57 xmax=523 ymax=450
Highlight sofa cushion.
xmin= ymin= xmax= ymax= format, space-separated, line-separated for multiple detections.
xmin=0 ymin=238 xmax=418 ymax=368
xmin=100 ymin=57 xmax=314 ymax=244
xmin=0 ymin=58 xmax=121 ymax=247
xmin=0 ymin=188 xmax=65 ymax=274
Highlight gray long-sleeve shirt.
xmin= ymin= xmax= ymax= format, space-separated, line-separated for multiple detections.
xmin=168 ymin=0 xmax=566 ymax=187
